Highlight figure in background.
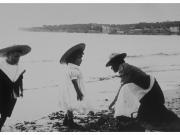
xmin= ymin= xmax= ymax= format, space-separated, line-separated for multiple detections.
xmin=59 ymin=43 xmax=92 ymax=128
xmin=0 ymin=45 xmax=31 ymax=131
xmin=106 ymin=53 xmax=179 ymax=126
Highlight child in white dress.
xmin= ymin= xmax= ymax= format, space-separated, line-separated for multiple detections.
xmin=59 ymin=43 xmax=92 ymax=128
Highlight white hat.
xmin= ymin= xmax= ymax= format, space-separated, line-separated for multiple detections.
xmin=106 ymin=53 xmax=127 ymax=67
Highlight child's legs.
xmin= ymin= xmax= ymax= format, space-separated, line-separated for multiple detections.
xmin=64 ymin=110 xmax=74 ymax=121
xmin=63 ymin=110 xmax=74 ymax=126
xmin=67 ymin=110 xmax=74 ymax=120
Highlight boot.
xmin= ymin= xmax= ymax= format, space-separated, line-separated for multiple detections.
xmin=68 ymin=118 xmax=84 ymax=129
xmin=63 ymin=114 xmax=69 ymax=126
xmin=63 ymin=112 xmax=75 ymax=127
xmin=64 ymin=111 xmax=83 ymax=129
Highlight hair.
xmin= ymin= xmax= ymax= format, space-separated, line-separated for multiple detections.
xmin=111 ymin=57 xmax=125 ymax=68
xmin=65 ymin=49 xmax=83 ymax=64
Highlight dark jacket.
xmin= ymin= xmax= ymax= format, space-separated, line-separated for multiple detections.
xmin=0 ymin=69 xmax=24 ymax=117
xmin=119 ymin=63 xmax=178 ymax=123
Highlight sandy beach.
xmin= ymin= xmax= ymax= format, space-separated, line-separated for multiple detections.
xmin=1 ymin=77 xmax=180 ymax=132
xmin=1 ymin=3 xmax=180 ymax=132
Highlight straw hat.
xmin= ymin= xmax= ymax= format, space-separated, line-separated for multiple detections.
xmin=60 ymin=43 xmax=85 ymax=64
xmin=106 ymin=53 xmax=127 ymax=67
xmin=0 ymin=45 xmax=31 ymax=57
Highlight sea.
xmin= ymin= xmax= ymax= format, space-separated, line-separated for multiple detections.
xmin=1 ymin=30 xmax=180 ymax=125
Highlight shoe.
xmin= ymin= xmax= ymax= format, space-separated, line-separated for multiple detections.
xmin=69 ymin=122 xmax=86 ymax=130
xmin=69 ymin=122 xmax=80 ymax=128
xmin=67 ymin=118 xmax=84 ymax=130
xmin=63 ymin=116 xmax=79 ymax=128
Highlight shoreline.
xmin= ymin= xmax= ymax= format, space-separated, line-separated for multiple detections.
xmin=2 ymin=83 xmax=180 ymax=132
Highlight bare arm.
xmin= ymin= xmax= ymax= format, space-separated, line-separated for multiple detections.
xmin=109 ymin=84 xmax=123 ymax=110
xmin=72 ymin=79 xmax=84 ymax=101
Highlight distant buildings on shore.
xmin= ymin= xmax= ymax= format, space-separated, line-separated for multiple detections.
xmin=169 ymin=26 xmax=180 ymax=33
xmin=101 ymin=24 xmax=180 ymax=35
xmin=22 ymin=21 xmax=180 ymax=35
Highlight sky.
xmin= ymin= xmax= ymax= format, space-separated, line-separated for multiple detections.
xmin=0 ymin=3 xmax=180 ymax=29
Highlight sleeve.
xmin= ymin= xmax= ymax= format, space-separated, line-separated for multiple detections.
xmin=19 ymin=74 xmax=23 ymax=93
xmin=119 ymin=63 xmax=133 ymax=84
xmin=68 ymin=67 xmax=80 ymax=80
xmin=15 ymin=70 xmax=25 ymax=97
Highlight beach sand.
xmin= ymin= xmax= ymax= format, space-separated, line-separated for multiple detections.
xmin=1 ymin=78 xmax=180 ymax=132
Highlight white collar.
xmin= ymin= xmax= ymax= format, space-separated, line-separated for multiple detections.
xmin=0 ymin=59 xmax=24 ymax=82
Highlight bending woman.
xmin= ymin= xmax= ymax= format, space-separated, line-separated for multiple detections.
xmin=106 ymin=53 xmax=179 ymax=125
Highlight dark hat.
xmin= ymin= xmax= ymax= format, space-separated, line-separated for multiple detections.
xmin=0 ymin=45 xmax=31 ymax=57
xmin=106 ymin=53 xmax=127 ymax=67
xmin=60 ymin=43 xmax=85 ymax=64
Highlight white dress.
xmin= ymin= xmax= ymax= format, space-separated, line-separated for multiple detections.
xmin=59 ymin=63 xmax=92 ymax=114
xmin=114 ymin=75 xmax=155 ymax=117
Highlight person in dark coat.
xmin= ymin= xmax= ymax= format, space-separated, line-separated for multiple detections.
xmin=0 ymin=45 xmax=31 ymax=131
xmin=106 ymin=53 xmax=179 ymax=127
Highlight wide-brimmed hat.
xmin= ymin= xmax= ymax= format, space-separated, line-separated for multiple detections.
xmin=60 ymin=43 xmax=85 ymax=64
xmin=0 ymin=45 xmax=31 ymax=57
xmin=106 ymin=53 xmax=127 ymax=67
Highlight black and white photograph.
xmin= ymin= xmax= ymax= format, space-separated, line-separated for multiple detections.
xmin=1 ymin=1 xmax=180 ymax=132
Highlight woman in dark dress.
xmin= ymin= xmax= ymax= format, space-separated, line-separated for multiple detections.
xmin=0 ymin=45 xmax=31 ymax=131
xmin=106 ymin=53 xmax=179 ymax=127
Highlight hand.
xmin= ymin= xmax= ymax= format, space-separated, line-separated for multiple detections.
xmin=77 ymin=92 xmax=84 ymax=101
xmin=20 ymin=92 xmax=23 ymax=97
xmin=108 ymin=102 xmax=114 ymax=110
xmin=108 ymin=105 xmax=113 ymax=110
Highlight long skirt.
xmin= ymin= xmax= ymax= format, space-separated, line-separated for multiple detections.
xmin=0 ymin=97 xmax=17 ymax=117
xmin=137 ymin=80 xmax=178 ymax=124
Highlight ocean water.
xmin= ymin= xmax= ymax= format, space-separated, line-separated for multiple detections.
xmin=1 ymin=30 xmax=180 ymax=125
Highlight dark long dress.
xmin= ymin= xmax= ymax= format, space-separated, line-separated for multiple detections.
xmin=0 ymin=69 xmax=24 ymax=117
xmin=137 ymin=79 xmax=179 ymax=124
xmin=119 ymin=63 xmax=179 ymax=124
